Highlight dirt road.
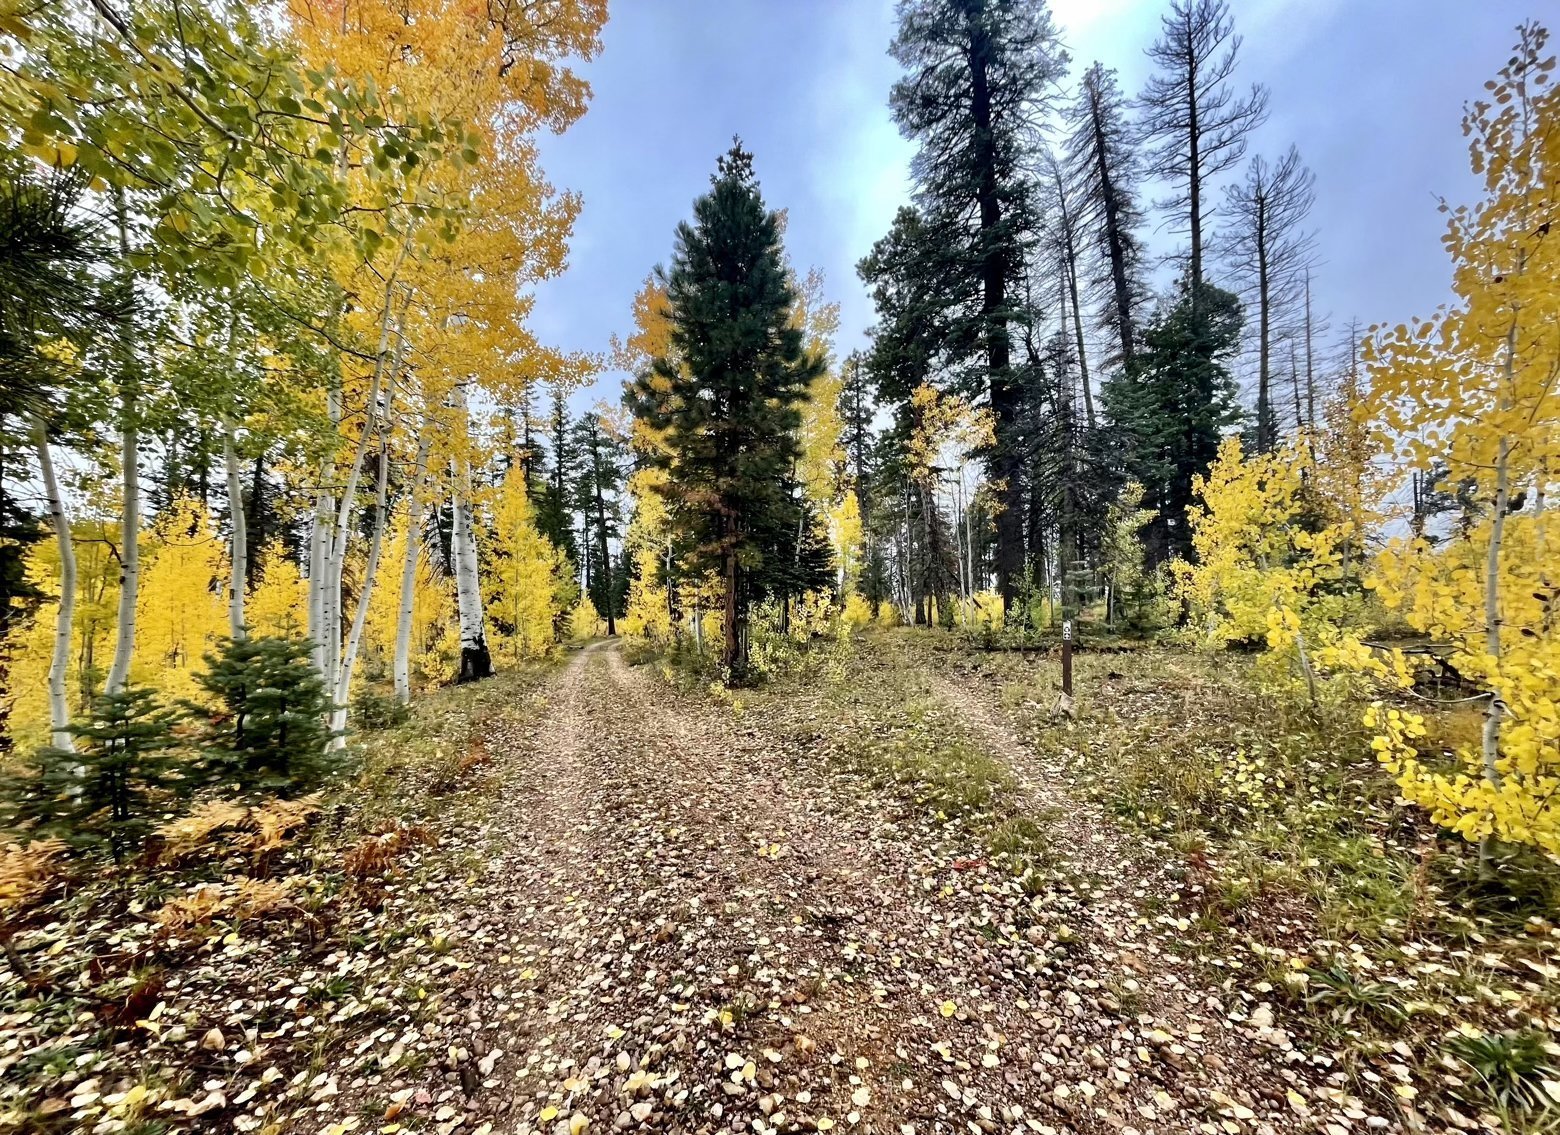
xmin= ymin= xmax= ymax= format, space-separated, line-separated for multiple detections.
xmin=372 ymin=642 xmax=1363 ymax=1135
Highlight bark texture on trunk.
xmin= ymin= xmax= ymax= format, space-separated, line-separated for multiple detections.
xmin=106 ymin=201 xmax=139 ymax=697
xmin=394 ymin=426 xmax=434 ymax=704
xmin=451 ymin=385 xmax=491 ymax=684
xmin=34 ymin=418 xmax=76 ymax=750
xmin=970 ymin=24 xmax=1021 ymax=612
xmin=223 ymin=418 xmax=248 ymax=640
xmin=106 ymin=404 xmax=139 ymax=696
xmin=1089 ymin=84 xmax=1136 ymax=367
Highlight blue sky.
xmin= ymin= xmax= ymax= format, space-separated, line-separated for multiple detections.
xmin=530 ymin=0 xmax=1539 ymax=411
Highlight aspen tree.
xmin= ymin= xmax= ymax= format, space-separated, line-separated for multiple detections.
xmin=1351 ymin=25 xmax=1560 ymax=856
xmin=32 ymin=421 xmax=75 ymax=751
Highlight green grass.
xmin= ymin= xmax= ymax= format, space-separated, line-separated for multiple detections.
xmin=798 ymin=661 xmax=1011 ymax=823
xmin=831 ymin=629 xmax=1560 ymax=1132
xmin=1445 ymin=1030 xmax=1560 ymax=1118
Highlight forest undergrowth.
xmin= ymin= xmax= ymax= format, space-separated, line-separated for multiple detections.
xmin=0 ymin=661 xmax=558 ymax=1134
xmin=6 ymin=626 xmax=1558 ymax=1135
xmin=909 ymin=632 xmax=1558 ymax=1132
xmin=713 ymin=628 xmax=1560 ymax=1134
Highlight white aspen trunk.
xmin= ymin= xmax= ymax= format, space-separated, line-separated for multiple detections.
xmin=1480 ymin=319 xmax=1521 ymax=820
xmin=1303 ymin=273 xmax=1317 ymax=434
xmin=1481 ymin=441 xmax=1509 ymax=792
xmin=106 ymin=199 xmax=138 ymax=697
xmin=394 ymin=426 xmax=434 ymax=705
xmin=331 ymin=302 xmax=411 ymax=737
xmin=309 ymin=399 xmax=336 ymax=681
xmin=1294 ymin=623 xmax=1318 ymax=707
xmin=964 ymin=470 xmax=975 ymax=598
xmin=223 ymin=418 xmax=248 ymax=640
xmin=34 ymin=418 xmax=76 ymax=750
xmin=313 ymin=246 xmax=412 ymax=690
xmin=452 ymin=475 xmax=487 ymax=670
xmin=451 ymin=383 xmax=490 ymax=680
xmin=332 ymin=424 xmax=392 ymax=743
xmin=321 ymin=506 xmax=339 ymax=700
xmin=323 ymin=358 xmax=388 ymax=667
xmin=1477 ymin=429 xmax=1510 ymax=875
xmin=319 ymin=291 xmax=407 ymax=707
xmin=1536 ymin=477 xmax=1551 ymax=636
xmin=665 ymin=538 xmax=675 ymax=638
xmin=106 ymin=399 xmax=139 ymax=696
xmin=952 ymin=484 xmax=966 ymax=605
xmin=895 ymin=491 xmax=911 ymax=616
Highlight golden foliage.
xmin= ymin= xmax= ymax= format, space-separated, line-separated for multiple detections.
xmin=247 ymin=540 xmax=308 ymax=638
xmin=364 ymin=510 xmax=454 ymax=686
xmin=155 ymin=877 xmax=297 ymax=930
xmin=1175 ymin=436 xmax=1372 ymax=696
xmin=1339 ymin=26 xmax=1560 ymax=856
xmin=621 ymin=542 xmax=673 ymax=642
xmin=485 ymin=473 xmax=575 ymax=660
xmin=569 ymin=593 xmax=602 ymax=641
xmin=841 ymin=592 xmax=875 ymax=628
xmin=952 ymin=591 xmax=1005 ymax=631
xmin=133 ymin=497 xmax=228 ymax=705
xmin=0 ymin=840 xmax=67 ymax=916
xmin=4 ymin=520 xmax=138 ymax=747
xmin=153 ymin=797 xmax=320 ymax=865
xmin=906 ymin=383 xmax=994 ymax=485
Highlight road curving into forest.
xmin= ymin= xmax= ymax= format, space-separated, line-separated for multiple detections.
xmin=363 ymin=640 xmax=1380 ymax=1135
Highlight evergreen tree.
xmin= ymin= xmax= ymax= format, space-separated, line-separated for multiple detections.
xmin=0 ymin=165 xmax=115 ymax=426
xmin=516 ymin=389 xmax=541 ymax=491
xmin=1139 ymin=0 xmax=1269 ymax=297
xmin=0 ymin=166 xmax=120 ymax=746
xmin=1103 ymin=280 xmax=1244 ymax=564
xmin=1066 ymin=63 xmax=1148 ymax=372
xmin=885 ymin=0 xmax=1067 ymax=608
xmin=857 ymin=208 xmax=952 ymax=415
xmin=571 ymin=410 xmax=625 ymax=634
xmin=751 ymin=485 xmax=835 ymax=621
xmin=627 ymin=141 xmax=822 ymax=681
xmin=188 ymin=633 xmax=337 ymax=795
xmin=837 ymin=351 xmax=885 ymax=609
xmin=5 ymin=686 xmax=182 ymax=863
xmin=610 ymin=544 xmax=633 ymax=627
xmin=838 ymin=351 xmax=876 ymax=518
xmin=534 ymin=384 xmax=578 ymax=561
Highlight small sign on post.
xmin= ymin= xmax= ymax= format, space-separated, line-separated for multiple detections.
xmin=1051 ymin=619 xmax=1076 ymax=719
xmin=1061 ymin=619 xmax=1074 ymax=698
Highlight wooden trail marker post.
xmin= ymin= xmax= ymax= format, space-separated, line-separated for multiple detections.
xmin=1061 ymin=619 xmax=1073 ymax=697
xmin=1054 ymin=619 xmax=1076 ymax=719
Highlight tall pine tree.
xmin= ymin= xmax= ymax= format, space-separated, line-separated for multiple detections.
xmin=535 ymin=384 xmax=578 ymax=561
xmin=886 ymin=0 xmax=1067 ymax=610
xmin=571 ymin=409 xmax=625 ymax=634
xmin=1103 ymin=280 xmax=1244 ymax=564
xmin=1066 ymin=63 xmax=1148 ymax=373
xmin=627 ymin=142 xmax=822 ymax=681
